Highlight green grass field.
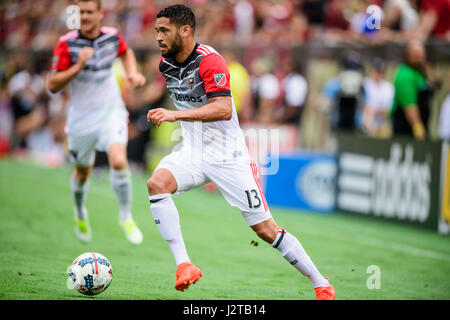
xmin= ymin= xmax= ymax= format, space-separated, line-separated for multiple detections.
xmin=0 ymin=159 xmax=449 ymax=300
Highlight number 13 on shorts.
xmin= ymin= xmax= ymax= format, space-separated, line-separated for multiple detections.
xmin=208 ymin=159 xmax=269 ymax=215
xmin=245 ymin=189 xmax=262 ymax=209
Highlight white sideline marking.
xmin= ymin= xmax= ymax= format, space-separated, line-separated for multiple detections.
xmin=359 ymin=238 xmax=450 ymax=262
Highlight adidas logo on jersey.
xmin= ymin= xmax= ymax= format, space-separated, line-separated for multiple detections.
xmin=173 ymin=93 xmax=203 ymax=103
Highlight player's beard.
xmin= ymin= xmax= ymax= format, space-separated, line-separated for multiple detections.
xmin=162 ymin=31 xmax=182 ymax=59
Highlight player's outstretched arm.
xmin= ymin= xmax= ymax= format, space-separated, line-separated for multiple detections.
xmin=120 ymin=48 xmax=146 ymax=88
xmin=147 ymin=96 xmax=232 ymax=127
xmin=48 ymin=47 xmax=94 ymax=94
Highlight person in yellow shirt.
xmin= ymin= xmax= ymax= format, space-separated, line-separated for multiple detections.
xmin=223 ymin=50 xmax=251 ymax=121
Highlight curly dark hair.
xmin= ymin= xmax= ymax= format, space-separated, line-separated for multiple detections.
xmin=156 ymin=4 xmax=196 ymax=32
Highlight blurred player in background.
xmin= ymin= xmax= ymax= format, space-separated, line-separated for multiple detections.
xmin=146 ymin=4 xmax=335 ymax=300
xmin=47 ymin=0 xmax=145 ymax=244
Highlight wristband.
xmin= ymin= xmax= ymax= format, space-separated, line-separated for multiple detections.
xmin=412 ymin=123 xmax=425 ymax=138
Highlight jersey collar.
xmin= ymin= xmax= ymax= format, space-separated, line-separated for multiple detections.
xmin=170 ymin=42 xmax=199 ymax=68
xmin=78 ymin=29 xmax=104 ymax=41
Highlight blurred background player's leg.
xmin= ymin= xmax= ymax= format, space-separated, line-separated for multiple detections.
xmin=67 ymin=133 xmax=97 ymax=242
xmin=71 ymin=165 xmax=92 ymax=242
xmin=108 ymin=142 xmax=143 ymax=245
xmin=71 ymin=166 xmax=91 ymax=220
xmin=108 ymin=143 xmax=132 ymax=222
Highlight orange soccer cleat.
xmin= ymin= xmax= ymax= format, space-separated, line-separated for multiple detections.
xmin=314 ymin=277 xmax=336 ymax=300
xmin=175 ymin=262 xmax=203 ymax=292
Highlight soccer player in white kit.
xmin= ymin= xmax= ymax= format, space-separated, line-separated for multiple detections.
xmin=146 ymin=4 xmax=335 ymax=299
xmin=48 ymin=0 xmax=146 ymax=244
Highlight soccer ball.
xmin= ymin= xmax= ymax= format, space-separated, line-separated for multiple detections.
xmin=66 ymin=252 xmax=113 ymax=296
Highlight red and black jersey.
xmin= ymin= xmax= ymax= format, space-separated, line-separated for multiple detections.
xmin=159 ymin=43 xmax=231 ymax=110
xmin=50 ymin=27 xmax=128 ymax=135
xmin=159 ymin=43 xmax=249 ymax=163
xmin=51 ymin=26 xmax=127 ymax=74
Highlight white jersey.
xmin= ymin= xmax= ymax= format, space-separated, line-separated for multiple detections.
xmin=363 ymin=77 xmax=394 ymax=113
xmin=51 ymin=27 xmax=128 ymax=135
xmin=159 ymin=43 xmax=248 ymax=163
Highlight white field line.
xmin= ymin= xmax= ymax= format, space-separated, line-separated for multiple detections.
xmin=358 ymin=238 xmax=450 ymax=262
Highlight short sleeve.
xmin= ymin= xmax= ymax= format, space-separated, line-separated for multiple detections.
xmin=51 ymin=40 xmax=71 ymax=73
xmin=198 ymin=54 xmax=231 ymax=99
xmin=117 ymin=31 xmax=128 ymax=57
xmin=395 ymin=73 xmax=417 ymax=109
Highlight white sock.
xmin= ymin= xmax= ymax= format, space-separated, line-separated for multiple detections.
xmin=149 ymin=193 xmax=190 ymax=266
xmin=71 ymin=174 xmax=90 ymax=220
xmin=272 ymin=228 xmax=329 ymax=288
xmin=110 ymin=168 xmax=132 ymax=222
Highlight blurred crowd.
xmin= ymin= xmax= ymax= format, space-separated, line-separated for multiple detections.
xmin=1 ymin=0 xmax=450 ymax=50
xmin=0 ymin=0 xmax=449 ymax=169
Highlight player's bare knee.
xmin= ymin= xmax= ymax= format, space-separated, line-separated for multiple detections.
xmin=110 ymin=157 xmax=127 ymax=171
xmin=147 ymin=177 xmax=168 ymax=195
xmin=255 ymin=227 xmax=277 ymax=244
xmin=251 ymin=218 xmax=278 ymax=243
xmin=147 ymin=169 xmax=177 ymax=195
xmin=75 ymin=167 xmax=91 ymax=182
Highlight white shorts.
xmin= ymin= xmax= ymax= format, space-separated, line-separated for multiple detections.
xmin=154 ymin=151 xmax=272 ymax=226
xmin=66 ymin=109 xmax=128 ymax=167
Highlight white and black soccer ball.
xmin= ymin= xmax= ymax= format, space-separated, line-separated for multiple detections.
xmin=66 ymin=252 xmax=113 ymax=296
